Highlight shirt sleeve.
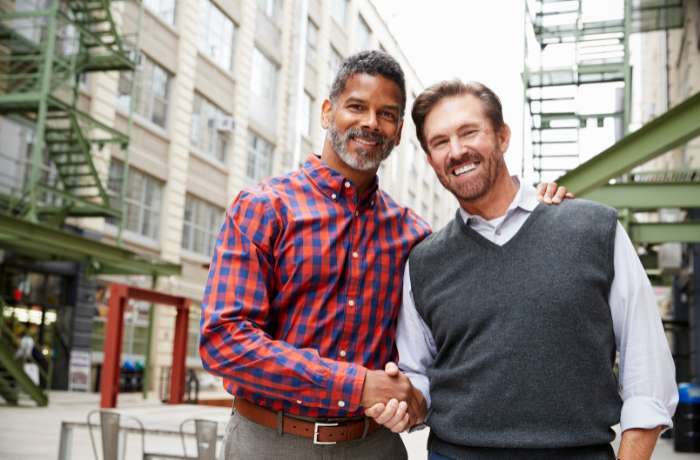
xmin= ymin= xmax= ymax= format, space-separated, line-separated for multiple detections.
xmin=610 ymin=222 xmax=678 ymax=431
xmin=397 ymin=261 xmax=437 ymax=408
xmin=199 ymin=190 xmax=366 ymax=411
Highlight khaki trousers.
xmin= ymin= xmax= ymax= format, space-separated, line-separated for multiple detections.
xmin=220 ymin=412 xmax=408 ymax=460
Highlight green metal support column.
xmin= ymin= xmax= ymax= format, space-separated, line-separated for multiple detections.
xmin=25 ymin=2 xmax=58 ymax=221
xmin=557 ymin=90 xmax=700 ymax=195
xmin=583 ymin=182 xmax=700 ymax=209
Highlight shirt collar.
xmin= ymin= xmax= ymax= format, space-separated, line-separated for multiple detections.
xmin=459 ymin=176 xmax=539 ymax=223
xmin=302 ymin=154 xmax=379 ymax=205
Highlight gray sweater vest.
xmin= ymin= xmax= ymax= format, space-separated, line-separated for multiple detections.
xmin=408 ymin=200 xmax=622 ymax=453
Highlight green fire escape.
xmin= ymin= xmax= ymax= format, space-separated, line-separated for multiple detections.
xmin=0 ymin=0 xmax=134 ymax=222
xmin=524 ymin=0 xmax=684 ymax=183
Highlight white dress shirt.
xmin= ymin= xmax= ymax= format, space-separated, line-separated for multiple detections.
xmin=397 ymin=180 xmax=678 ymax=432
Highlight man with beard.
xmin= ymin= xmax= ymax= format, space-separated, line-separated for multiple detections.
xmin=201 ymin=52 xmax=567 ymax=459
xmin=366 ymin=80 xmax=678 ymax=460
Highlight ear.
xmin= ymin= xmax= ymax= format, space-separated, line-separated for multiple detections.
xmin=321 ymin=99 xmax=333 ymax=129
xmin=497 ymin=123 xmax=511 ymax=154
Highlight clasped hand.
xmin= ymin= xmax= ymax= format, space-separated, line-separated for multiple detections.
xmin=361 ymin=362 xmax=427 ymax=433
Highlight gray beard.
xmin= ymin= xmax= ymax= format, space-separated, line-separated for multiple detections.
xmin=328 ymin=122 xmax=394 ymax=171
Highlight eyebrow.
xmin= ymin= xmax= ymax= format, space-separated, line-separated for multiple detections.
xmin=344 ymin=97 xmax=400 ymax=113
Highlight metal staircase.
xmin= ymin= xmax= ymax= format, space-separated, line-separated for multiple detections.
xmin=524 ymin=0 xmax=684 ymax=183
xmin=0 ymin=299 xmax=49 ymax=406
xmin=0 ymin=0 xmax=135 ymax=223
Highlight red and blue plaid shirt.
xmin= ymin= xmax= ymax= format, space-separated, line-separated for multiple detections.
xmin=200 ymin=155 xmax=430 ymax=418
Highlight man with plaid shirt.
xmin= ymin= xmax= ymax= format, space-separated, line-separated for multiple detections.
xmin=201 ymin=51 xmax=566 ymax=459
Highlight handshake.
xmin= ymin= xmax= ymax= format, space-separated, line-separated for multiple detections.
xmin=360 ymin=362 xmax=427 ymax=433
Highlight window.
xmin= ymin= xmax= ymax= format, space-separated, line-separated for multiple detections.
xmin=191 ymin=93 xmax=230 ymax=162
xmin=198 ymin=0 xmax=236 ymax=71
xmin=306 ymin=17 xmax=319 ymax=65
xmin=330 ymin=0 xmax=348 ymax=27
xmin=144 ymin=0 xmax=176 ymax=25
xmin=107 ymin=159 xmax=163 ymax=240
xmin=300 ymin=92 xmax=313 ymax=138
xmin=246 ymin=132 xmax=274 ymax=182
xmin=250 ymin=48 xmax=279 ymax=125
xmin=182 ymin=194 xmax=223 ymax=256
xmin=356 ymin=16 xmax=371 ymax=50
xmin=118 ymin=54 xmax=172 ymax=128
xmin=328 ymin=46 xmax=342 ymax=86
xmin=257 ymin=0 xmax=281 ymax=23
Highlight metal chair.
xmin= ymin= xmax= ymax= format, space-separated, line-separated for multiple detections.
xmin=87 ymin=409 xmax=145 ymax=460
xmin=179 ymin=418 xmax=219 ymax=460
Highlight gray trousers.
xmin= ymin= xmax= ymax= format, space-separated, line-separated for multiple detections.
xmin=220 ymin=412 xmax=408 ymax=460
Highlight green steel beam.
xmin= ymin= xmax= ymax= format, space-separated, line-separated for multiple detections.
xmin=629 ymin=222 xmax=700 ymax=243
xmin=557 ymin=90 xmax=700 ymax=195
xmin=583 ymin=182 xmax=700 ymax=209
xmin=0 ymin=215 xmax=180 ymax=276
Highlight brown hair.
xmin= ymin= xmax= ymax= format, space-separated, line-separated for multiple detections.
xmin=411 ymin=80 xmax=504 ymax=153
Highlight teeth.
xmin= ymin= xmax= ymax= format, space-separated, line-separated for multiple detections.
xmin=454 ymin=164 xmax=477 ymax=176
xmin=353 ymin=138 xmax=377 ymax=146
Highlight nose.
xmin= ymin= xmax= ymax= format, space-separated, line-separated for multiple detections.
xmin=361 ymin=110 xmax=380 ymax=131
xmin=448 ymin=136 xmax=464 ymax=159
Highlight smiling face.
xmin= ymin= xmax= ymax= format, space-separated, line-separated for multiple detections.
xmin=322 ymin=73 xmax=403 ymax=172
xmin=423 ymin=94 xmax=510 ymax=203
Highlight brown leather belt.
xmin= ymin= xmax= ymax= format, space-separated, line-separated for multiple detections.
xmin=233 ymin=398 xmax=382 ymax=444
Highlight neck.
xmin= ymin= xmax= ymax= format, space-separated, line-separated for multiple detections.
xmin=321 ymin=137 xmax=377 ymax=193
xmin=458 ymin=167 xmax=518 ymax=220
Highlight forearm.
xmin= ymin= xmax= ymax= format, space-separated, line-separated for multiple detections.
xmin=617 ymin=427 xmax=663 ymax=460
xmin=200 ymin=320 xmax=366 ymax=410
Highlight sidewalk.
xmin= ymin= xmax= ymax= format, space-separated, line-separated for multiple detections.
xmin=0 ymin=391 xmax=696 ymax=459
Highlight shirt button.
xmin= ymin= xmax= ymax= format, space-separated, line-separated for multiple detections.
xmin=348 ymin=299 xmax=355 ymax=307
xmin=339 ymin=350 xmax=347 ymax=357
xmin=352 ymin=251 xmax=359 ymax=259
xmin=338 ymin=401 xmax=346 ymax=408
xmin=331 ymin=193 xmax=337 ymax=200
xmin=344 ymin=181 xmax=351 ymax=188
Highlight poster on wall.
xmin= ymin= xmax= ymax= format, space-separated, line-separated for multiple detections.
xmin=68 ymin=350 xmax=91 ymax=392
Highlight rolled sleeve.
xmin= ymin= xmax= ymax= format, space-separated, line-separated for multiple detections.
xmin=620 ymin=395 xmax=675 ymax=432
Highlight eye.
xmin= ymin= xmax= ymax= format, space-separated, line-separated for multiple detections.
xmin=348 ymin=104 xmax=363 ymax=111
xmin=381 ymin=111 xmax=397 ymax=121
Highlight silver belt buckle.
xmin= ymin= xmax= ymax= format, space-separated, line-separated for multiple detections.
xmin=313 ymin=421 xmax=339 ymax=445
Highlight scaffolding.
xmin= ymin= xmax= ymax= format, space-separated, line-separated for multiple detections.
xmin=523 ymin=0 xmax=684 ymax=183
